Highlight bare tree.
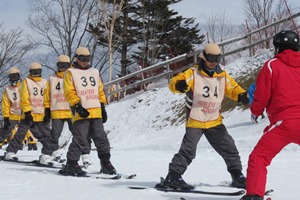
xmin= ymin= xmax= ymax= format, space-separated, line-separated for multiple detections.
xmin=206 ymin=11 xmax=237 ymax=43
xmin=205 ymin=10 xmax=238 ymax=62
xmin=0 ymin=24 xmax=33 ymax=113
xmin=0 ymin=24 xmax=33 ymax=87
xmin=95 ymin=0 xmax=124 ymax=82
xmin=27 ymin=0 xmax=99 ymax=70
xmin=243 ymin=0 xmax=294 ymax=50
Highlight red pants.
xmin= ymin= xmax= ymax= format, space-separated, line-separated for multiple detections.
xmin=246 ymin=119 xmax=300 ymax=197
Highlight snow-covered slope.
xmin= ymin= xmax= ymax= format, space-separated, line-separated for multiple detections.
xmin=1 ymin=51 xmax=300 ymax=200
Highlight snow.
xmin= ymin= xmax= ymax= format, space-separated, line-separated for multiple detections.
xmin=1 ymin=52 xmax=300 ymax=200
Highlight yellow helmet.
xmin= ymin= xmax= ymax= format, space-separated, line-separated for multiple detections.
xmin=29 ymin=62 xmax=42 ymax=77
xmin=57 ymin=55 xmax=71 ymax=71
xmin=7 ymin=67 xmax=20 ymax=75
xmin=7 ymin=67 xmax=21 ymax=86
xmin=29 ymin=62 xmax=42 ymax=70
xmin=57 ymin=55 xmax=71 ymax=63
xmin=204 ymin=43 xmax=221 ymax=55
xmin=76 ymin=47 xmax=90 ymax=56
xmin=200 ymin=43 xmax=223 ymax=63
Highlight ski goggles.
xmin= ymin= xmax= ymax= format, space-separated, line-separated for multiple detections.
xmin=77 ymin=55 xmax=91 ymax=62
xmin=203 ymin=51 xmax=222 ymax=63
xmin=8 ymin=73 xmax=20 ymax=80
xmin=29 ymin=68 xmax=42 ymax=76
xmin=57 ymin=62 xmax=70 ymax=69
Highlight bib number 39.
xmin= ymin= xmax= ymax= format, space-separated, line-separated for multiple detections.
xmin=81 ymin=76 xmax=96 ymax=87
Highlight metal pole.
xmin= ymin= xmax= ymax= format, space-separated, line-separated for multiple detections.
xmin=284 ymin=0 xmax=299 ymax=34
xmin=165 ymin=56 xmax=170 ymax=83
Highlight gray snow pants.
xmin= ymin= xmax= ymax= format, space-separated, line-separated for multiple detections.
xmin=48 ymin=118 xmax=74 ymax=153
xmin=66 ymin=118 xmax=111 ymax=162
xmin=169 ymin=124 xmax=242 ymax=175
xmin=6 ymin=120 xmax=52 ymax=154
xmin=0 ymin=120 xmax=19 ymax=142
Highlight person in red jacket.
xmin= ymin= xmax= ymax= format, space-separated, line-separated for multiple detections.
xmin=241 ymin=30 xmax=300 ymax=200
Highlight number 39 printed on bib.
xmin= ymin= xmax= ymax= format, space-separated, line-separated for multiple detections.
xmin=69 ymin=68 xmax=101 ymax=109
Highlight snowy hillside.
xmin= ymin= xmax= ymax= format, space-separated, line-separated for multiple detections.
xmin=1 ymin=51 xmax=300 ymax=200
xmin=225 ymin=49 xmax=274 ymax=78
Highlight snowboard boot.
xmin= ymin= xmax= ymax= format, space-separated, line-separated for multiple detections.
xmin=32 ymin=144 xmax=38 ymax=150
xmin=163 ymin=170 xmax=194 ymax=190
xmin=100 ymin=160 xmax=117 ymax=175
xmin=39 ymin=154 xmax=53 ymax=165
xmin=240 ymin=195 xmax=263 ymax=200
xmin=28 ymin=144 xmax=33 ymax=151
xmin=81 ymin=154 xmax=91 ymax=169
xmin=51 ymin=150 xmax=62 ymax=162
xmin=4 ymin=152 xmax=18 ymax=161
xmin=60 ymin=160 xmax=87 ymax=177
xmin=230 ymin=170 xmax=246 ymax=189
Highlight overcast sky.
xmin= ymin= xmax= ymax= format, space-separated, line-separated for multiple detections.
xmin=1 ymin=0 xmax=300 ymax=33
xmin=170 ymin=0 xmax=300 ymax=25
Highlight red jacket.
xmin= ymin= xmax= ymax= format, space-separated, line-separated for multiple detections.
xmin=251 ymin=49 xmax=300 ymax=124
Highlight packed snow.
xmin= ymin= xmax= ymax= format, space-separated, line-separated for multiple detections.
xmin=1 ymin=50 xmax=299 ymax=200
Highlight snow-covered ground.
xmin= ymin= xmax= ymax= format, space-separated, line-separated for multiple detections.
xmin=1 ymin=51 xmax=299 ymax=200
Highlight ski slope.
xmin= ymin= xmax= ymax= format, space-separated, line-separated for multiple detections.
xmin=1 ymin=49 xmax=300 ymax=200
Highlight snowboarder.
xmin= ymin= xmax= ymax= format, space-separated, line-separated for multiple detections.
xmin=0 ymin=67 xmax=22 ymax=147
xmin=59 ymin=47 xmax=116 ymax=176
xmin=163 ymin=43 xmax=249 ymax=190
xmin=3 ymin=62 xmax=54 ymax=162
xmin=241 ymin=30 xmax=300 ymax=200
xmin=42 ymin=55 xmax=75 ymax=163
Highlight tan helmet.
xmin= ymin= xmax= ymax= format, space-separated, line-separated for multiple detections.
xmin=204 ymin=43 xmax=221 ymax=55
xmin=57 ymin=55 xmax=71 ymax=63
xmin=7 ymin=67 xmax=20 ymax=75
xmin=29 ymin=62 xmax=42 ymax=70
xmin=76 ymin=47 xmax=90 ymax=56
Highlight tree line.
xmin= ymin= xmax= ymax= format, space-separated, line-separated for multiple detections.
xmin=0 ymin=0 xmax=297 ymax=89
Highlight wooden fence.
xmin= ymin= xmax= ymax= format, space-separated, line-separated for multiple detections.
xmin=105 ymin=11 xmax=300 ymax=101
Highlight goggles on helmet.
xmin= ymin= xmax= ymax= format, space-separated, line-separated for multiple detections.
xmin=9 ymin=73 xmax=20 ymax=81
xmin=77 ymin=55 xmax=91 ymax=62
xmin=203 ymin=51 xmax=222 ymax=63
xmin=57 ymin=62 xmax=70 ymax=69
xmin=30 ymin=68 xmax=42 ymax=76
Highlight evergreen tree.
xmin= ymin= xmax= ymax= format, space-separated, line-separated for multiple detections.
xmin=88 ymin=0 xmax=143 ymax=77
xmin=134 ymin=0 xmax=205 ymax=67
xmin=88 ymin=0 xmax=205 ymax=78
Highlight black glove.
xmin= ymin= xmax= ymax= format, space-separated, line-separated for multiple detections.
xmin=101 ymin=103 xmax=107 ymax=123
xmin=3 ymin=117 xmax=10 ymax=130
xmin=24 ymin=111 xmax=33 ymax=124
xmin=251 ymin=114 xmax=258 ymax=124
xmin=175 ymin=80 xmax=188 ymax=93
xmin=238 ymin=92 xmax=249 ymax=105
xmin=43 ymin=108 xmax=51 ymax=123
xmin=251 ymin=113 xmax=266 ymax=124
xmin=75 ymin=103 xmax=90 ymax=118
